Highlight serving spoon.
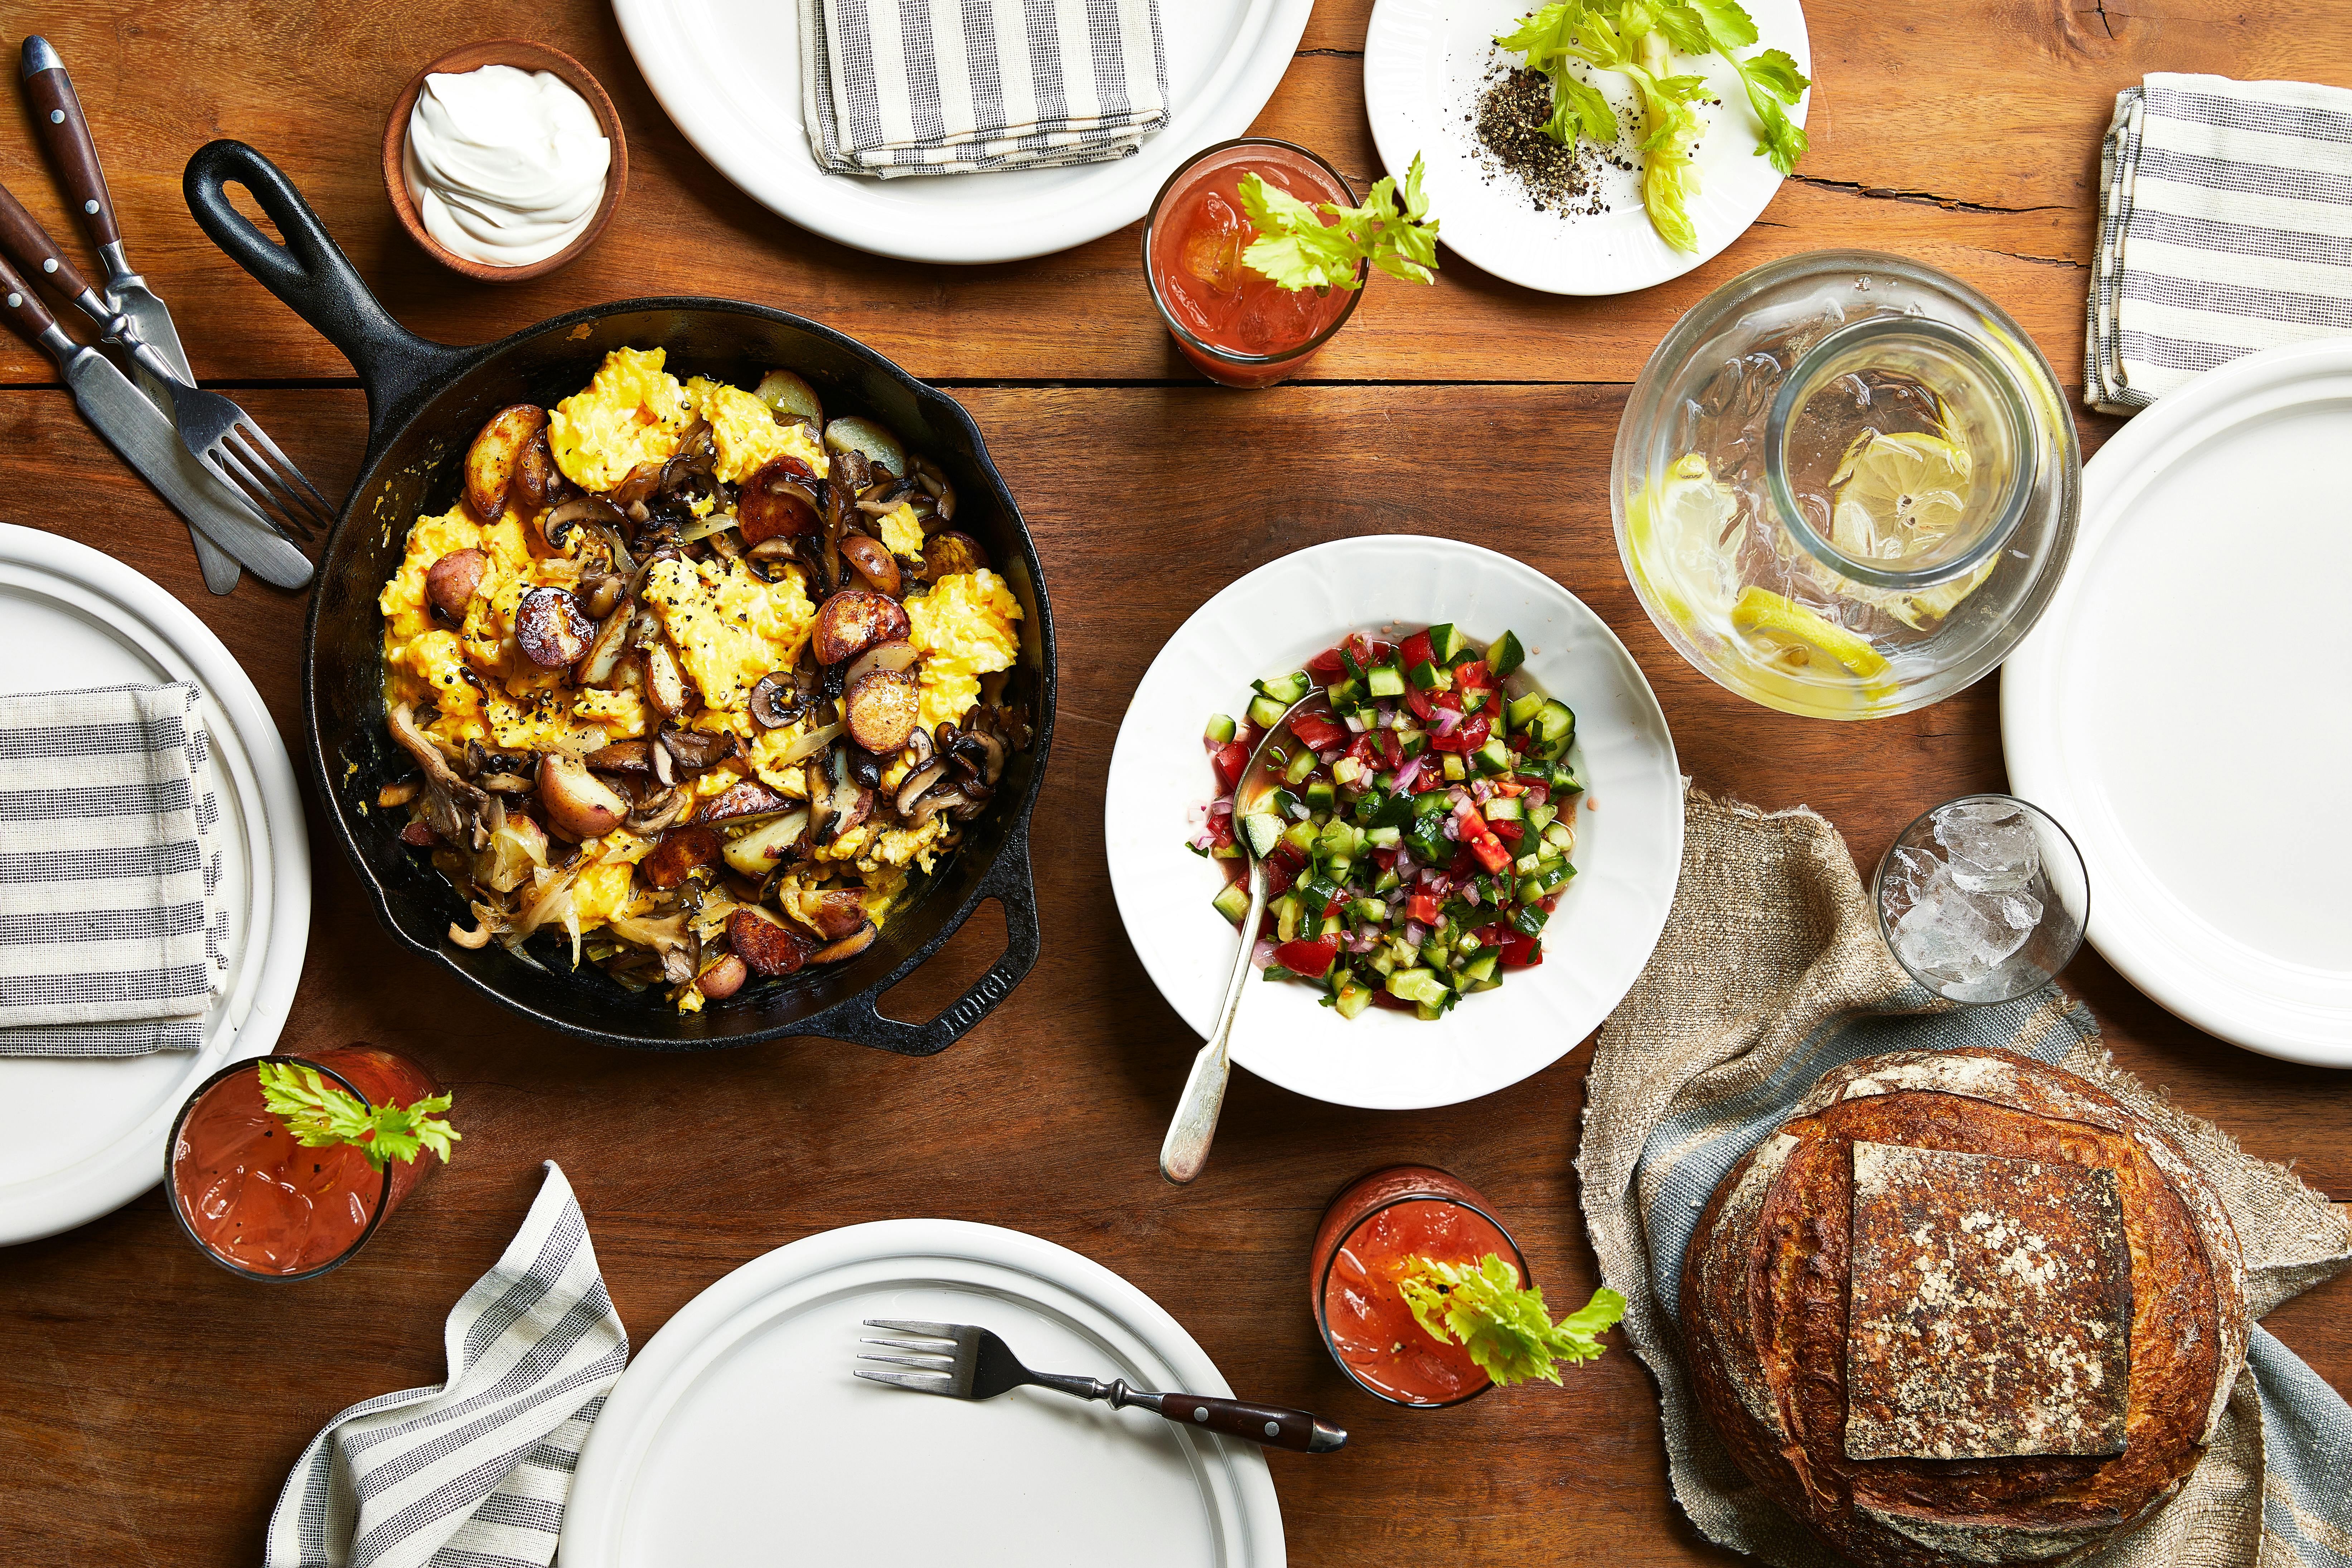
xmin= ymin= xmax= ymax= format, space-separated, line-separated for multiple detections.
xmin=1160 ymin=690 xmax=1327 ymax=1185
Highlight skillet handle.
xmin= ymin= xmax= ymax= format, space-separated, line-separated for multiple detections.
xmin=183 ymin=139 xmax=465 ymax=439
xmin=808 ymin=822 xmax=1041 ymax=1057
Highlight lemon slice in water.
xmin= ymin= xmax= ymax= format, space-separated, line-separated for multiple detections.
xmin=1820 ymin=429 xmax=1992 ymax=630
xmin=1729 ymin=587 xmax=1893 ymax=682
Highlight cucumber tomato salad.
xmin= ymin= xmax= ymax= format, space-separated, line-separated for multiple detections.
xmin=1189 ymin=624 xmax=1581 ymax=1021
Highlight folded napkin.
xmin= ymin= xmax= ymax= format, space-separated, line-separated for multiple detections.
xmin=0 ymin=682 xmax=227 ymax=1056
xmin=801 ymin=0 xmax=1168 ymax=178
xmin=2088 ymin=72 xmax=2352 ymax=413
xmin=265 ymin=1163 xmax=630 ymax=1568
xmin=1580 ymin=785 xmax=2352 ymax=1568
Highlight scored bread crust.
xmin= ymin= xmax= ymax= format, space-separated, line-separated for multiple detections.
xmin=1680 ymin=1047 xmax=2248 ymax=1568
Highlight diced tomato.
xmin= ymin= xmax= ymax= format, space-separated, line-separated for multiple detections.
xmin=1404 ymin=686 xmax=1437 ymax=722
xmin=1307 ymin=647 xmax=1347 ymax=683
xmin=1430 ymin=713 xmax=1490 ymax=755
xmin=1496 ymin=930 xmax=1543 ymax=968
xmin=1454 ymin=659 xmax=1495 ymax=691
xmin=1489 ymin=818 xmax=1522 ymax=843
xmin=1290 ymin=713 xmax=1347 ymax=752
xmin=1346 ymin=732 xmax=1378 ymax=765
xmin=1399 ymin=630 xmax=1435 ymax=673
xmin=1434 ymin=687 xmax=1463 ymax=711
xmin=1406 ymin=892 xmax=1443 ymax=926
xmin=1370 ymin=988 xmax=1419 ymax=1012
xmin=1374 ymin=729 xmax=1401 ymax=768
xmin=1265 ymin=843 xmax=1306 ymax=896
xmin=1207 ymin=812 xmax=1235 ymax=848
xmin=1493 ymin=778 xmax=1526 ymax=797
xmin=1273 ymin=938 xmax=1338 ymax=979
xmin=1455 ymin=806 xmax=1513 ymax=874
xmin=1369 ymin=847 xmax=1399 ymax=870
xmin=1450 ymin=842 xmax=1486 ymax=878
xmin=1211 ymin=741 xmax=1248 ymax=790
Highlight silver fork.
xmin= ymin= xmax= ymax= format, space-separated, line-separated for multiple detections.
xmin=856 ymin=1319 xmax=1346 ymax=1453
xmin=112 ymin=337 xmax=339 ymax=541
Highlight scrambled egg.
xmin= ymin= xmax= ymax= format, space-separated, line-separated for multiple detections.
xmin=687 ymin=377 xmax=829 ymax=485
xmin=550 ymin=347 xmax=688 ymax=491
xmin=906 ymin=570 xmax=1023 ymax=731
xmin=641 ymin=556 xmax=817 ymax=711
xmin=878 ymin=502 xmax=925 ymax=560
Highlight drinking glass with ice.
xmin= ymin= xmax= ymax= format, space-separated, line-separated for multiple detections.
xmin=1874 ymin=794 xmax=2089 ymax=1005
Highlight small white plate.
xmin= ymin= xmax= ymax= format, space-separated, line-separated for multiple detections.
xmin=2002 ymin=340 xmax=2352 ymax=1067
xmin=561 ymin=1219 xmax=1283 ymax=1567
xmin=0 ymin=525 xmax=309 ymax=1246
xmin=613 ymin=0 xmax=1312 ymax=265
xmin=1364 ymin=0 xmax=1810 ymax=296
xmin=1105 ymin=536 xmax=1683 ymax=1111
xmin=2004 ymin=338 xmax=2352 ymax=1063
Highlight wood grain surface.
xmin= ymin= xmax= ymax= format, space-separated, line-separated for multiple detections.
xmin=2 ymin=2 xmax=2348 ymax=1566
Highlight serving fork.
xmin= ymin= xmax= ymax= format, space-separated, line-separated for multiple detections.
xmin=856 ymin=1319 xmax=1346 ymax=1453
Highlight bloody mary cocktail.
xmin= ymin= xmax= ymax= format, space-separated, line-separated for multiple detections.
xmin=1144 ymin=138 xmax=1365 ymax=388
xmin=1311 ymin=1166 xmax=1529 ymax=1406
xmin=168 ymin=1045 xmax=445 ymax=1281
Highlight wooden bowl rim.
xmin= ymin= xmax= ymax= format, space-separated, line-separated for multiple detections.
xmin=379 ymin=38 xmax=629 ymax=286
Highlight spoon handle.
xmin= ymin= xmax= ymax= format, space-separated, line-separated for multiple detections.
xmin=1159 ymin=866 xmax=1266 ymax=1184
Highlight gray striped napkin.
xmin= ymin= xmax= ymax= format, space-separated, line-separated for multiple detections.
xmin=801 ymin=0 xmax=1168 ymax=179
xmin=2088 ymin=72 xmax=2352 ymax=414
xmin=265 ymin=1162 xmax=629 ymax=1568
xmin=0 ymin=681 xmax=228 ymax=1056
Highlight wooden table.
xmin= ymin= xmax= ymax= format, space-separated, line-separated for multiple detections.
xmin=3 ymin=2 xmax=2346 ymax=1562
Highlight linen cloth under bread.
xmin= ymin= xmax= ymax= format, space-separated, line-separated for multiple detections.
xmin=2087 ymin=72 xmax=2352 ymax=413
xmin=264 ymin=1162 xmax=629 ymax=1568
xmin=0 ymin=682 xmax=227 ymax=1056
xmin=1580 ymin=784 xmax=2352 ymax=1568
xmin=801 ymin=0 xmax=1168 ymax=178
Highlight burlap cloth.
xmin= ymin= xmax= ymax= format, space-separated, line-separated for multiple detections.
xmin=1579 ymin=785 xmax=2352 ymax=1568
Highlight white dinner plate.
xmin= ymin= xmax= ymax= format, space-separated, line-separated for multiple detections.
xmin=561 ymin=1219 xmax=1283 ymax=1567
xmin=1105 ymin=536 xmax=1683 ymax=1110
xmin=0 ymin=525 xmax=309 ymax=1245
xmin=1363 ymin=0 xmax=1810 ymax=295
xmin=2002 ymin=340 xmax=2352 ymax=1066
xmin=613 ymin=0 xmax=1313 ymax=265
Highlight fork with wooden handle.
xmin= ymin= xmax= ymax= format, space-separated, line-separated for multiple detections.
xmin=856 ymin=1319 xmax=1348 ymax=1452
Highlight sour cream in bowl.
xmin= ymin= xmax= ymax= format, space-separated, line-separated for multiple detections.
xmin=384 ymin=43 xmax=627 ymax=282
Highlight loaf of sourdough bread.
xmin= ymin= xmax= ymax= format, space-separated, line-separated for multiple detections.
xmin=1681 ymin=1046 xmax=2247 ymax=1568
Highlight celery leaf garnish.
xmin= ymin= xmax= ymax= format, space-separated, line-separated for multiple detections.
xmin=256 ymin=1060 xmax=462 ymax=1173
xmin=1239 ymin=153 xmax=1442 ymax=292
xmin=1394 ymin=1251 xmax=1627 ymax=1387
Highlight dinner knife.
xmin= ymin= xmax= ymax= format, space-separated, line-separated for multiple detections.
xmin=20 ymin=34 xmax=239 ymax=596
xmin=0 ymin=252 xmax=311 ymax=588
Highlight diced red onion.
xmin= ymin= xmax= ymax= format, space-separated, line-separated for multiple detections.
xmin=1447 ymin=785 xmax=1472 ymax=810
xmin=1375 ymin=702 xmax=1397 ymax=726
xmin=1191 ymin=831 xmax=1215 ymax=851
xmin=1251 ymin=939 xmax=1277 ymax=969
xmin=1442 ymin=818 xmax=1460 ymax=841
xmin=1318 ymin=749 xmax=1342 ymax=766
xmin=1393 ymin=756 xmax=1426 ymax=793
xmin=1461 ymin=883 xmax=1482 ymax=907
xmin=1524 ymin=782 xmax=1549 ymax=804
xmin=1344 ymin=714 xmax=1368 ymax=734
xmin=1394 ymin=850 xmax=1417 ymax=878
xmin=1470 ymin=779 xmax=1492 ymax=804
xmin=1403 ymin=921 xmax=1427 ymax=946
xmin=1433 ymin=708 xmax=1464 ymax=737
xmin=1211 ymin=797 xmax=1234 ymax=816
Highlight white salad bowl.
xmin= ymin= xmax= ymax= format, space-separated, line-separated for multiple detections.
xmin=1105 ymin=536 xmax=1683 ymax=1110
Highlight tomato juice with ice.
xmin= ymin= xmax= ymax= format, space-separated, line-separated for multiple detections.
xmin=1144 ymin=139 xmax=1363 ymax=388
xmin=1311 ymin=1166 xmax=1528 ymax=1405
xmin=169 ymin=1045 xmax=441 ymax=1279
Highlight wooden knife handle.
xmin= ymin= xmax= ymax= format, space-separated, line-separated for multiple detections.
xmin=22 ymin=38 xmax=119 ymax=250
xmin=1156 ymin=1392 xmax=1347 ymax=1453
xmin=0 ymin=179 xmax=99 ymax=304
xmin=0 ymin=249 xmax=62 ymax=339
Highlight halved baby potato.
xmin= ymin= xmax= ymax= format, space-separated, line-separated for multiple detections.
xmin=845 ymin=667 xmax=920 ymax=755
xmin=465 ymin=404 xmax=547 ymax=521
xmin=812 ymin=589 xmax=911 ymax=666
xmin=722 ymin=809 xmax=811 ymax=877
xmin=755 ymin=369 xmax=823 ymax=427
xmin=824 ymin=416 xmax=906 ymax=480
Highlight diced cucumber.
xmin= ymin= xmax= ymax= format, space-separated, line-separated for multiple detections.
xmin=1211 ymin=843 xmax=1242 ymax=860
xmin=1459 ymin=952 xmax=1500 ymax=984
xmin=1205 ymin=713 xmax=1237 ymax=744
xmin=1387 ymin=967 xmax=1448 ymax=1005
xmin=1421 ymin=939 xmax=1451 ymax=970
xmin=1319 ymin=914 xmax=1343 ymax=938
xmin=1472 ymin=737 xmax=1513 ymax=776
xmin=1408 ymin=660 xmax=1449 ymax=692
xmin=1276 ymin=894 xmax=1301 ymax=943
xmin=1329 ymin=676 xmax=1364 ymax=709
xmin=1366 ymin=663 xmax=1406 ymax=698
xmin=1459 ymin=687 xmax=1489 ymax=714
xmin=1365 ymin=824 xmax=1402 ymax=849
xmin=1352 ymin=896 xmax=1387 ymax=922
xmin=1211 ymin=883 xmax=1250 ymax=925
xmin=1240 ymin=813 xmax=1285 ymax=857
xmin=1413 ymin=789 xmax=1452 ymax=818
xmin=1487 ymin=630 xmax=1526 ymax=678
xmin=1247 ymin=694 xmax=1289 ymax=731
xmin=1332 ymin=756 xmax=1369 ymax=788
xmin=1506 ymin=692 xmax=1547 ymax=731
xmin=1527 ymin=800 xmax=1557 ymax=831
xmin=1551 ymin=761 xmax=1586 ymax=794
xmin=1515 ymin=852 xmax=1542 ymax=875
xmin=1304 ymin=780 xmax=1336 ymax=813
xmin=1517 ymin=875 xmax=1545 ymax=905
xmin=1271 ymin=787 xmax=1304 ymax=820
xmin=1484 ymin=795 xmax=1524 ymax=821
xmin=1282 ymin=818 xmax=1318 ymax=853
xmin=1254 ymin=671 xmax=1310 ymax=703
xmin=1372 ymin=868 xmax=1401 ymax=894
xmin=1529 ymin=700 xmax=1577 ymax=760
xmin=1282 ymin=749 xmax=1314 ymax=786
xmin=1334 ymin=981 xmax=1375 ymax=1020
xmin=1427 ymin=623 xmax=1471 ymax=664
xmin=1543 ymin=820 xmax=1575 ymax=852
xmin=1511 ymin=902 xmax=1550 ymax=937
xmin=1441 ymin=754 xmax=1467 ymax=781
xmin=1368 ymin=949 xmax=1397 ymax=977
xmin=1316 ymin=818 xmax=1356 ymax=861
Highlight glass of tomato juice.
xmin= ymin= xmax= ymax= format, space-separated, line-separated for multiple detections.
xmin=1310 ymin=1165 xmax=1530 ymax=1406
xmin=1143 ymin=138 xmax=1367 ymax=388
xmin=166 ymin=1045 xmax=443 ymax=1282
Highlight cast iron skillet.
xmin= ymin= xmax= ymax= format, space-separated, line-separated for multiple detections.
xmin=184 ymin=141 xmax=1053 ymax=1055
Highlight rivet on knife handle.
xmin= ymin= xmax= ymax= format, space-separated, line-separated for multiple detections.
xmin=21 ymin=37 xmax=120 ymax=251
xmin=0 ymin=249 xmax=64 ymax=340
xmin=0 ymin=178 xmax=107 ymax=316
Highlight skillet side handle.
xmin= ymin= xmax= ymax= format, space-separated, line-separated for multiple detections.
xmin=808 ymin=824 xmax=1041 ymax=1057
xmin=183 ymin=139 xmax=462 ymax=434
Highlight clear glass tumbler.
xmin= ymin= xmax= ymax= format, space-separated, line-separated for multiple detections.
xmin=1874 ymin=794 xmax=2090 ymax=1004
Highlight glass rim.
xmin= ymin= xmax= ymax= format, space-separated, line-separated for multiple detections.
xmin=1764 ymin=315 xmax=2037 ymax=591
xmin=1312 ymin=1188 xmax=1531 ymax=1410
xmin=1872 ymin=791 xmax=2092 ymax=1004
xmin=165 ymin=1053 xmax=395 ymax=1284
xmin=1141 ymin=136 xmax=1368 ymax=369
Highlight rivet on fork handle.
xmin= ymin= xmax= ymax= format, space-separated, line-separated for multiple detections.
xmin=1150 ymin=1390 xmax=1348 ymax=1453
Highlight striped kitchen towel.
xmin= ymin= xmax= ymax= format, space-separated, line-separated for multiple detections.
xmin=0 ymin=681 xmax=228 ymax=1056
xmin=2087 ymin=72 xmax=2352 ymax=413
xmin=265 ymin=1162 xmax=630 ymax=1568
xmin=801 ymin=0 xmax=1168 ymax=179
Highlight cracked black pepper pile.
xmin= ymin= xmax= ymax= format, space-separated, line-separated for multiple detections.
xmin=1465 ymin=67 xmax=1626 ymax=216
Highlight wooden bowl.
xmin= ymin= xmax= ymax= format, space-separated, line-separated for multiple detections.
xmin=381 ymin=39 xmax=627 ymax=285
